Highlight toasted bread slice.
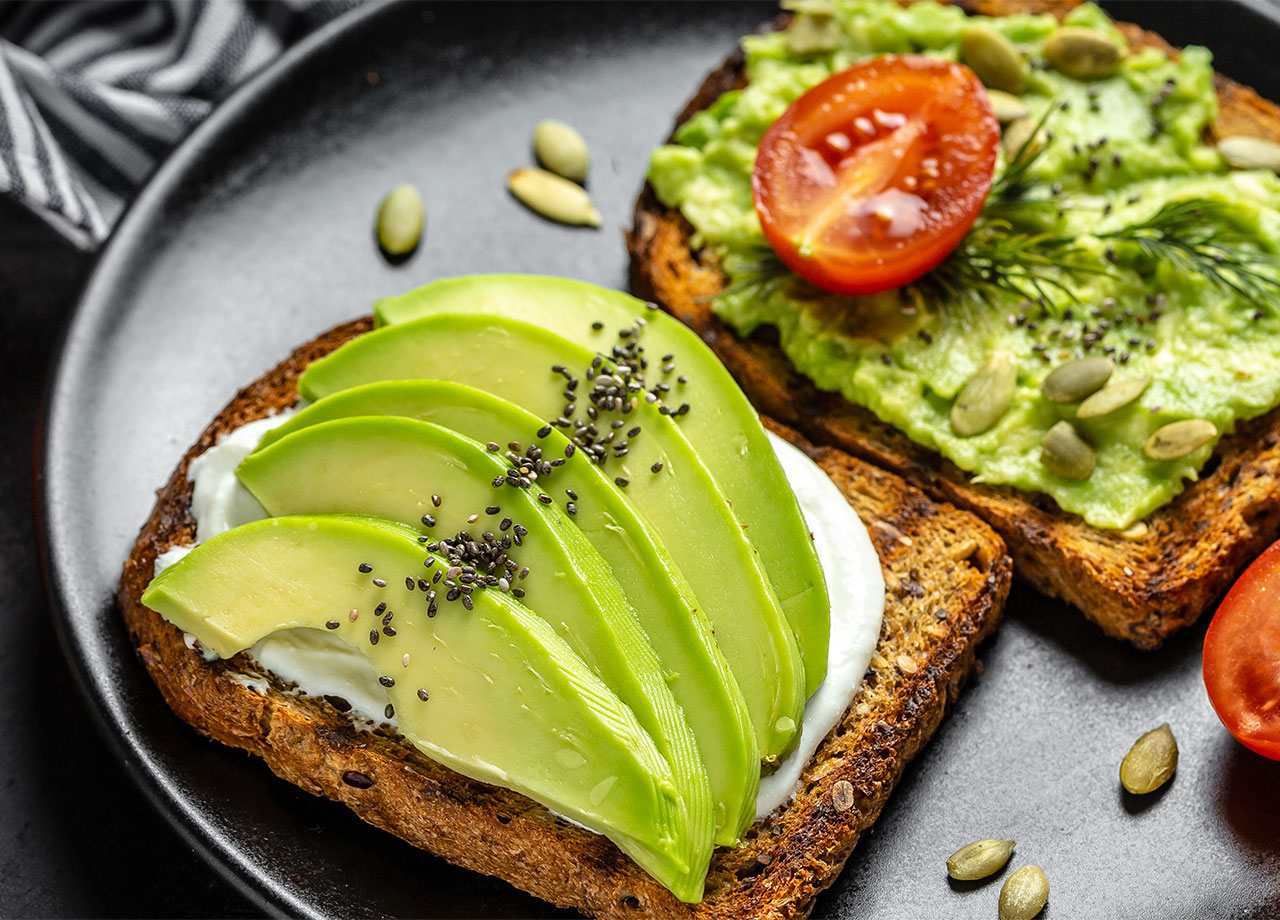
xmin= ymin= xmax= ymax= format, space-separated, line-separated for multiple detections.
xmin=118 ymin=316 xmax=1010 ymax=918
xmin=628 ymin=0 xmax=1280 ymax=650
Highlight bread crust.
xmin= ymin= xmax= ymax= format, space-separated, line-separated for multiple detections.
xmin=627 ymin=0 xmax=1280 ymax=649
xmin=119 ymin=317 xmax=1011 ymax=918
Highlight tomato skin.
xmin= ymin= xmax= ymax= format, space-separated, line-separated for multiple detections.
xmin=751 ymin=55 xmax=999 ymax=296
xmin=1203 ymin=539 xmax=1280 ymax=760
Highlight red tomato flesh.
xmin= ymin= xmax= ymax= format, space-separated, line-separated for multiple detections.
xmin=751 ymin=55 xmax=999 ymax=295
xmin=1204 ymin=539 xmax=1280 ymax=760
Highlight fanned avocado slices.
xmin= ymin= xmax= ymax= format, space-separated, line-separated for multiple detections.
xmin=235 ymin=418 xmax=713 ymax=892
xmin=142 ymin=515 xmax=698 ymax=899
xmin=296 ymin=314 xmax=807 ymax=763
xmin=373 ymin=274 xmax=830 ymax=698
xmin=255 ymin=379 xmax=759 ymax=843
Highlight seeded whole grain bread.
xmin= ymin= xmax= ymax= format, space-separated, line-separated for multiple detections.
xmin=628 ymin=0 xmax=1280 ymax=650
xmin=118 ymin=316 xmax=1011 ymax=919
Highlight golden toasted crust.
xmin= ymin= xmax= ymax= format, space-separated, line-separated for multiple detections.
xmin=119 ymin=317 xmax=1010 ymax=918
xmin=627 ymin=0 xmax=1280 ymax=649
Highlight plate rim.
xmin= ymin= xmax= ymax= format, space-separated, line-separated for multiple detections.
xmin=36 ymin=3 xmax=397 ymax=916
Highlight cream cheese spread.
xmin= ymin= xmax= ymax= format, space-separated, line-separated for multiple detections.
xmin=156 ymin=412 xmax=885 ymax=819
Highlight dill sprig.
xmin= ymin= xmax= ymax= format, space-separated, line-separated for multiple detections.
xmin=909 ymin=220 xmax=1105 ymax=309
xmin=1097 ymin=198 xmax=1280 ymax=309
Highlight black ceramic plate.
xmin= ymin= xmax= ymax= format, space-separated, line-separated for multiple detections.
xmin=39 ymin=2 xmax=1280 ymax=917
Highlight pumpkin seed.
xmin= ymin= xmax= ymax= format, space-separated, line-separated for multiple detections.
xmin=533 ymin=120 xmax=590 ymax=183
xmin=986 ymin=89 xmax=1029 ymax=123
xmin=947 ymin=838 xmax=1016 ymax=881
xmin=998 ymin=865 xmax=1049 ymax=920
xmin=1076 ymin=376 xmax=1151 ymax=419
xmin=1120 ymin=520 xmax=1149 ymax=540
xmin=1041 ymin=356 xmax=1113 ymax=403
xmin=1041 ymin=421 xmax=1095 ymax=480
xmin=961 ymin=26 xmax=1025 ymax=93
xmin=1003 ymin=117 xmax=1046 ymax=159
xmin=1044 ymin=26 xmax=1125 ymax=80
xmin=1218 ymin=135 xmax=1280 ymax=173
xmin=1120 ymin=723 xmax=1178 ymax=794
xmin=1142 ymin=419 xmax=1217 ymax=460
xmin=507 ymin=168 xmax=602 ymax=227
xmin=785 ymin=7 xmax=841 ymax=54
xmin=951 ymin=351 xmax=1018 ymax=436
xmin=375 ymin=184 xmax=423 ymax=257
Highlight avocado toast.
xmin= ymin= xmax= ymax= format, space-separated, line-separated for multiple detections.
xmin=120 ymin=280 xmax=1010 ymax=917
xmin=629 ymin=0 xmax=1280 ymax=649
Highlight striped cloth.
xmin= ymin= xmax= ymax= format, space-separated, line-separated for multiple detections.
xmin=0 ymin=0 xmax=361 ymax=250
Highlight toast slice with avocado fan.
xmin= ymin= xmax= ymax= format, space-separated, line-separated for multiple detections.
xmin=628 ymin=0 xmax=1280 ymax=649
xmin=118 ymin=316 xmax=1010 ymax=918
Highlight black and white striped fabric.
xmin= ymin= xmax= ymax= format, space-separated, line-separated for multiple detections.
xmin=0 ymin=0 xmax=361 ymax=249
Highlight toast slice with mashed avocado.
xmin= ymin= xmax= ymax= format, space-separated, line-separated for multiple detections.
xmin=118 ymin=316 xmax=1010 ymax=918
xmin=629 ymin=0 xmax=1280 ymax=649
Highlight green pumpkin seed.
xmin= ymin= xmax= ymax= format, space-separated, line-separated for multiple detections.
xmin=1044 ymin=26 xmax=1125 ymax=80
xmin=947 ymin=839 xmax=1017 ymax=881
xmin=1003 ymin=117 xmax=1046 ymax=159
xmin=1218 ymin=135 xmax=1280 ymax=173
xmin=1120 ymin=723 xmax=1178 ymax=794
xmin=375 ymin=184 xmax=424 ymax=257
xmin=998 ymin=865 xmax=1049 ymax=920
xmin=533 ymin=120 xmax=591 ymax=183
xmin=1142 ymin=419 xmax=1217 ymax=461
xmin=1041 ymin=421 xmax=1095 ymax=480
xmin=961 ymin=26 xmax=1025 ymax=93
xmin=1077 ymin=377 xmax=1151 ymax=419
xmin=785 ymin=7 xmax=841 ymax=54
xmin=507 ymin=168 xmax=602 ymax=227
xmin=951 ymin=351 xmax=1018 ymax=436
xmin=1042 ymin=356 xmax=1113 ymax=404
xmin=986 ymin=89 xmax=1029 ymax=123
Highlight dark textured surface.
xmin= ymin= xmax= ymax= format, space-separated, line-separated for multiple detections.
xmin=26 ymin=1 xmax=1280 ymax=917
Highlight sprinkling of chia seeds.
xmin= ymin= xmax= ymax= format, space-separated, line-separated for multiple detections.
xmin=383 ymin=624 xmax=396 ymax=637
xmin=372 ymin=578 xmax=387 ymax=588
xmin=418 ymin=688 xmax=430 ymax=701
xmin=466 ymin=514 xmax=479 ymax=524
xmin=325 ymin=620 xmax=339 ymax=630
xmin=369 ymin=629 xmax=380 ymax=646
xmin=384 ymin=704 xmax=395 ymax=720
xmin=651 ymin=461 xmax=663 ymax=473
xmin=486 ymin=441 xmax=500 ymax=452
xmin=357 ymin=563 xmax=373 ymax=575
xmin=880 ymin=353 xmax=891 ymax=366
xmin=427 ymin=600 xmax=438 ymax=617
xmin=537 ymin=425 xmax=552 ymax=438
xmin=421 ymin=513 xmax=436 ymax=528
xmin=512 ymin=587 xmax=525 ymax=598
xmin=615 ymin=476 xmax=629 ymax=488
xmin=379 ymin=676 xmax=395 ymax=688
xmin=485 ymin=505 xmax=500 ymax=515
xmin=431 ymin=494 xmax=442 ymax=507
xmin=462 ymin=595 xmax=474 ymax=611
xmin=566 ymin=502 xmax=577 ymax=515
xmin=537 ymin=493 xmax=552 ymax=504
xmin=491 ymin=475 xmax=505 ymax=488
xmin=349 ymin=608 xmax=359 ymax=622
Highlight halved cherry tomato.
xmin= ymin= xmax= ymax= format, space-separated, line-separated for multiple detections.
xmin=751 ymin=55 xmax=999 ymax=296
xmin=1203 ymin=539 xmax=1280 ymax=760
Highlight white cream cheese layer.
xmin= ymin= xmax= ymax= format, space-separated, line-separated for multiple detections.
xmin=755 ymin=432 xmax=884 ymax=817
xmin=156 ymin=414 xmax=886 ymax=814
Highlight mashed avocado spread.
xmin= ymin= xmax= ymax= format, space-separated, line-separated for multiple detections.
xmin=648 ymin=0 xmax=1280 ymax=529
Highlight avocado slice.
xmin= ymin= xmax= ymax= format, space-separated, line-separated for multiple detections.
xmin=373 ymin=275 xmax=829 ymax=698
xmin=142 ymin=515 xmax=697 ymax=899
xmin=236 ymin=418 xmax=713 ymax=888
xmin=296 ymin=315 xmax=806 ymax=762
xmin=257 ymin=379 xmax=759 ymax=842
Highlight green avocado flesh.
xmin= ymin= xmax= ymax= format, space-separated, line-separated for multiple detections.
xmin=256 ymin=380 xmax=759 ymax=843
xmin=373 ymin=274 xmax=830 ymax=697
xmin=236 ymin=417 xmax=713 ymax=888
xmin=297 ymin=314 xmax=807 ymax=762
xmin=646 ymin=0 xmax=1280 ymax=529
xmin=141 ymin=515 xmax=696 ymax=898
